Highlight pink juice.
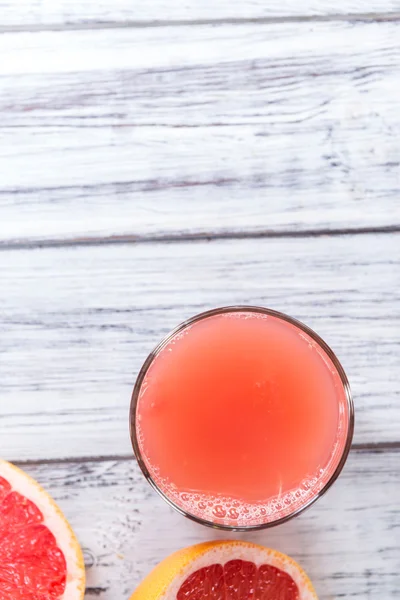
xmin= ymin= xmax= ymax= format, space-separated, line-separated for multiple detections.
xmin=133 ymin=308 xmax=353 ymax=528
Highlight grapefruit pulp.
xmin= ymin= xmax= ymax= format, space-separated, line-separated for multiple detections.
xmin=130 ymin=540 xmax=318 ymax=600
xmin=0 ymin=459 xmax=85 ymax=600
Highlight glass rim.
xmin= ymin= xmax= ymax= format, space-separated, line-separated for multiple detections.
xmin=130 ymin=305 xmax=355 ymax=532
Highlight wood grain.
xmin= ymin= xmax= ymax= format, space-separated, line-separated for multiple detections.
xmin=1 ymin=1 xmax=400 ymax=29
xmin=0 ymin=8 xmax=398 ymax=600
xmin=1 ymin=233 xmax=399 ymax=461
xmin=1 ymin=21 xmax=399 ymax=243
xmin=18 ymin=449 xmax=400 ymax=599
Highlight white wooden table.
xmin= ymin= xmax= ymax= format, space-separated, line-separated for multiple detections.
xmin=1 ymin=2 xmax=400 ymax=598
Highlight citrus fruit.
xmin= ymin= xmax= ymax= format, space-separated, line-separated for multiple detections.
xmin=0 ymin=459 xmax=85 ymax=600
xmin=130 ymin=540 xmax=318 ymax=599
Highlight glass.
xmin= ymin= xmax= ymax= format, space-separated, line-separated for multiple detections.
xmin=130 ymin=306 xmax=354 ymax=531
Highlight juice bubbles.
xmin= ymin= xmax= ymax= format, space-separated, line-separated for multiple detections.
xmin=132 ymin=307 xmax=353 ymax=529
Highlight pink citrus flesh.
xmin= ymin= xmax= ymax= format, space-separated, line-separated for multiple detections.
xmin=130 ymin=541 xmax=318 ymax=600
xmin=0 ymin=460 xmax=85 ymax=600
xmin=177 ymin=559 xmax=299 ymax=599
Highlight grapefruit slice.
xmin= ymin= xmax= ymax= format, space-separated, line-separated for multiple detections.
xmin=0 ymin=459 xmax=85 ymax=600
xmin=130 ymin=540 xmax=318 ymax=600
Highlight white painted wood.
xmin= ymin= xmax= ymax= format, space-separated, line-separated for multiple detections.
xmin=0 ymin=13 xmax=397 ymax=600
xmin=1 ymin=0 xmax=400 ymax=28
xmin=0 ymin=21 xmax=399 ymax=242
xmin=1 ymin=234 xmax=399 ymax=461
xmin=20 ymin=450 xmax=400 ymax=599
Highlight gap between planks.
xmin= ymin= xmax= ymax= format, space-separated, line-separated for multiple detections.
xmin=1 ymin=225 xmax=400 ymax=252
xmin=1 ymin=13 xmax=400 ymax=33
xmin=12 ymin=442 xmax=400 ymax=469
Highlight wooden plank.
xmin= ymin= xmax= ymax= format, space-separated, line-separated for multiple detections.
xmin=1 ymin=1 xmax=400 ymax=29
xmin=2 ymin=2 xmax=400 ymax=31
xmin=1 ymin=21 xmax=400 ymax=243
xmin=1 ymin=233 xmax=399 ymax=461
xmin=18 ymin=450 xmax=400 ymax=599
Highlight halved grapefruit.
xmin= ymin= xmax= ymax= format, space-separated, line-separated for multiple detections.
xmin=0 ymin=459 xmax=85 ymax=600
xmin=130 ymin=540 xmax=318 ymax=599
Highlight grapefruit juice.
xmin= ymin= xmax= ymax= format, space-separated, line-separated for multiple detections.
xmin=132 ymin=307 xmax=353 ymax=529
